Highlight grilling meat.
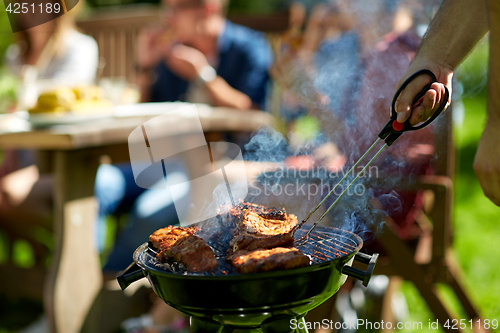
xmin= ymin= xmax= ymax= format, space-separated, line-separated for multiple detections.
xmin=149 ymin=202 xmax=301 ymax=274
xmin=150 ymin=226 xmax=218 ymax=273
xmin=228 ymin=210 xmax=298 ymax=254
xmin=233 ymin=201 xmax=288 ymax=220
xmin=217 ymin=200 xmax=288 ymax=227
xmin=159 ymin=235 xmax=218 ymax=273
xmin=149 ymin=226 xmax=198 ymax=250
xmin=229 ymin=247 xmax=309 ymax=273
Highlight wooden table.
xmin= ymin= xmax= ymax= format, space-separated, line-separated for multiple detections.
xmin=0 ymin=105 xmax=273 ymax=333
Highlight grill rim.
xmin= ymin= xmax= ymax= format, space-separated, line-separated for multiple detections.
xmin=117 ymin=225 xmax=379 ymax=323
xmin=133 ymin=225 xmax=364 ymax=280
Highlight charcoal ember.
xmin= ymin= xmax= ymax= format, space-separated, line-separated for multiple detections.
xmin=158 ymin=235 xmax=218 ymax=273
xmin=228 ymin=247 xmax=310 ymax=273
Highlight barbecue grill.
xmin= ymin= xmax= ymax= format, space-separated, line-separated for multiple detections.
xmin=118 ymin=225 xmax=378 ymax=333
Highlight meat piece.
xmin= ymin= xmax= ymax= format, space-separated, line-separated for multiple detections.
xmin=236 ymin=210 xmax=297 ymax=234
xmin=228 ymin=210 xmax=298 ymax=254
xmin=229 ymin=247 xmax=309 ymax=273
xmin=149 ymin=226 xmax=198 ymax=250
xmin=215 ymin=201 xmax=291 ymax=254
xmin=237 ymin=201 xmax=288 ymax=220
xmin=217 ymin=201 xmax=288 ymax=227
xmin=159 ymin=235 xmax=218 ymax=273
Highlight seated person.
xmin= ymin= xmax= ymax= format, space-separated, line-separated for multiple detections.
xmin=137 ymin=0 xmax=272 ymax=109
xmin=97 ymin=0 xmax=273 ymax=273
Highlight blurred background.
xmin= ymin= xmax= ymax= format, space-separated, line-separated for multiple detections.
xmin=0 ymin=0 xmax=498 ymax=332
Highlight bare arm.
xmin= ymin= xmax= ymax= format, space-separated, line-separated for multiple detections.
xmin=473 ymin=0 xmax=500 ymax=206
xmin=164 ymin=44 xmax=253 ymax=109
xmin=416 ymin=0 xmax=489 ymax=71
xmin=395 ymin=0 xmax=489 ymax=125
xmin=486 ymin=0 xmax=500 ymax=124
xmin=203 ymin=77 xmax=252 ymax=109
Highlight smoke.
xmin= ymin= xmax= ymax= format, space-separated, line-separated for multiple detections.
xmin=241 ymin=125 xmax=406 ymax=242
xmin=202 ymin=0 xmax=445 ymax=244
xmin=235 ymin=0 xmax=446 ymax=241
xmin=244 ymin=128 xmax=290 ymax=162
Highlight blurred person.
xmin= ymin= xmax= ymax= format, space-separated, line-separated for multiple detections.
xmin=313 ymin=1 xmax=361 ymax=125
xmin=0 ymin=0 xmax=98 ymax=243
xmin=351 ymin=0 xmax=431 ymax=161
xmin=305 ymin=0 xmax=436 ymax=171
xmin=392 ymin=0 xmax=499 ymax=206
xmin=326 ymin=0 xmax=443 ymax=250
xmin=304 ymin=2 xmax=439 ymax=329
xmin=5 ymin=0 xmax=98 ymax=106
xmin=136 ymin=0 xmax=272 ymax=109
xmin=268 ymin=2 xmax=358 ymax=165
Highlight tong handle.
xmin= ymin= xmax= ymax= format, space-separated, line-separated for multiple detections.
xmin=378 ymin=69 xmax=450 ymax=146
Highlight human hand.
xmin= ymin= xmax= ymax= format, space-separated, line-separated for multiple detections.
xmin=473 ymin=118 xmax=500 ymax=206
xmin=394 ymin=59 xmax=453 ymax=126
xmin=165 ymin=44 xmax=210 ymax=82
xmin=137 ymin=27 xmax=172 ymax=70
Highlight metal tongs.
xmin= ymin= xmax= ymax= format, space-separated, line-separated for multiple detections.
xmin=294 ymin=69 xmax=450 ymax=245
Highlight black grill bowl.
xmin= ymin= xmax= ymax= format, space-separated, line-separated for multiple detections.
xmin=117 ymin=226 xmax=378 ymax=331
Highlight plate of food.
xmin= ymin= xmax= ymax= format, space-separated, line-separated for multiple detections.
xmin=27 ymin=85 xmax=114 ymax=128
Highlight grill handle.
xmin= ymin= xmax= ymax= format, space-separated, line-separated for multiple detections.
xmin=117 ymin=263 xmax=146 ymax=290
xmin=341 ymin=252 xmax=379 ymax=287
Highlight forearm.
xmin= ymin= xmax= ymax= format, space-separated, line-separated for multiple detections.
xmin=204 ymin=77 xmax=253 ymax=109
xmin=395 ymin=0 xmax=489 ymax=124
xmin=473 ymin=0 xmax=500 ymax=206
xmin=488 ymin=0 xmax=500 ymax=124
xmin=415 ymin=0 xmax=489 ymax=71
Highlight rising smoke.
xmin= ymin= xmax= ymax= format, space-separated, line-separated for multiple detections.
xmin=236 ymin=0 xmax=445 ymax=241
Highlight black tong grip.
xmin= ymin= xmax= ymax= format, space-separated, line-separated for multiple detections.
xmin=378 ymin=69 xmax=450 ymax=146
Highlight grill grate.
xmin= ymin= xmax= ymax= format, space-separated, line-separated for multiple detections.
xmin=139 ymin=226 xmax=362 ymax=276
xmin=294 ymin=227 xmax=358 ymax=263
